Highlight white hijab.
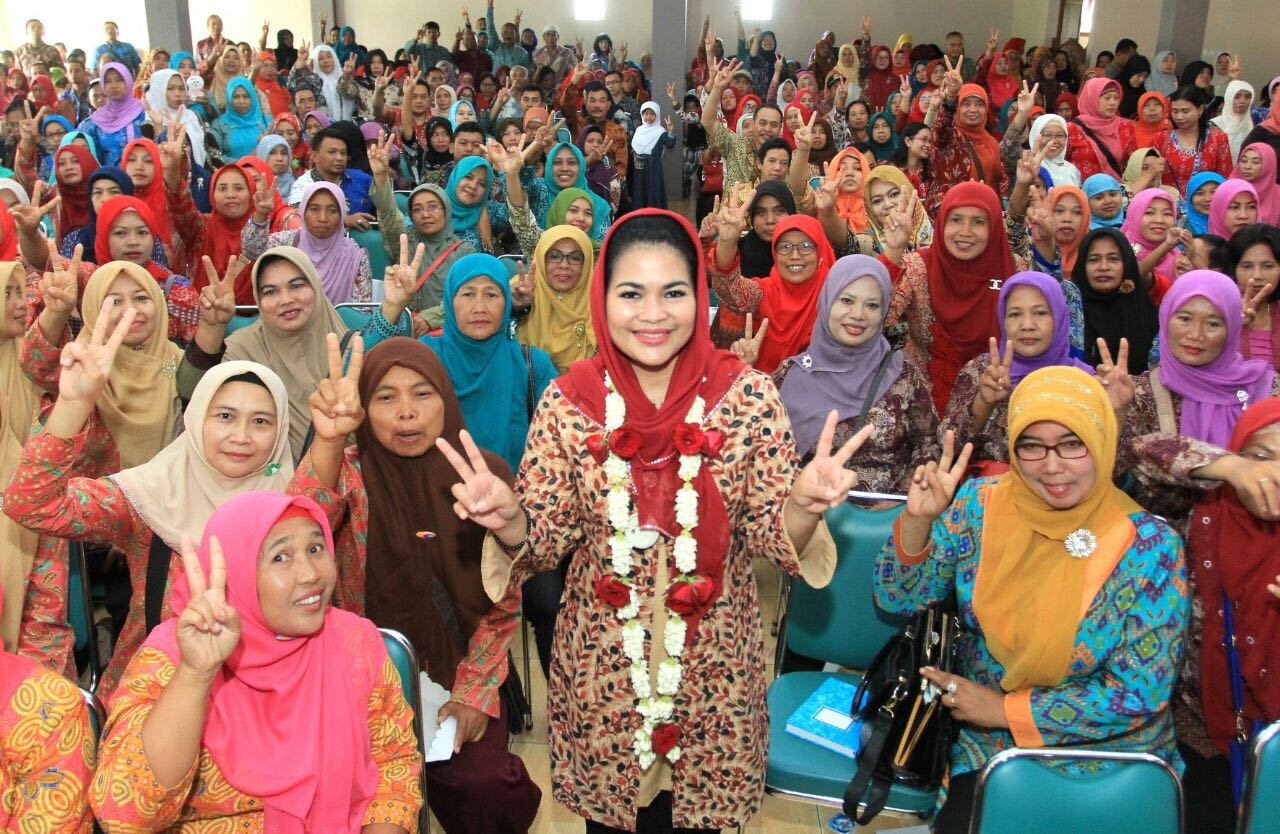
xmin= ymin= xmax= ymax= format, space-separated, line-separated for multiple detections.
xmin=1211 ymin=79 xmax=1256 ymax=162
xmin=145 ymin=69 xmax=208 ymax=167
xmin=1029 ymin=114 xmax=1082 ymax=187
xmin=631 ymin=101 xmax=667 ymax=156
xmin=313 ymin=45 xmax=355 ymax=121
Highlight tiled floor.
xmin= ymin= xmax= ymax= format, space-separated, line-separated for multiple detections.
xmin=491 ymin=557 xmax=930 ymax=834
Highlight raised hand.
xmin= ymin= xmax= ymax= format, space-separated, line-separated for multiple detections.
xmin=716 ymin=185 xmax=751 ymax=240
xmin=941 ymin=55 xmax=964 ymax=100
xmin=10 ymin=181 xmax=60 ymax=234
xmin=1015 ymin=80 xmax=1039 ymax=118
xmin=368 ymin=132 xmax=392 ymax=180
xmin=713 ymin=58 xmax=744 ymax=90
xmin=1016 ymin=145 xmax=1048 ymax=187
xmin=879 ymin=190 xmax=915 ymax=253
xmin=1243 ymin=281 xmax=1272 ymax=325
xmin=978 ymin=337 xmax=1014 ymax=406
xmin=511 ymin=261 xmax=536 ymax=308
xmin=861 ymin=16 xmax=872 ymax=39
xmin=899 ymin=73 xmax=912 ymax=99
xmin=486 ymin=139 xmax=522 ymax=179
xmin=619 ymin=42 xmax=628 ymax=62
xmin=794 ymin=112 xmax=818 ymax=152
xmin=57 ymin=297 xmax=136 ymax=406
xmin=158 ymin=119 xmax=188 ymax=173
xmin=814 ymin=162 xmax=841 ymax=214
xmin=381 ymin=234 xmax=425 ymax=320
xmin=199 ymin=254 xmax=243 ymax=327
xmin=39 ymin=241 xmax=80 ymax=318
xmin=664 ymin=115 xmax=675 ymax=133
xmin=1026 ymin=188 xmax=1054 ymax=242
xmin=309 ymin=332 xmax=366 ymax=442
xmin=666 ymin=81 xmax=678 ymax=105
xmin=374 ymin=67 xmax=392 ymax=91
xmin=729 ymin=311 xmax=769 ymax=366
xmin=437 ymin=429 xmax=524 ymax=537
xmin=1228 ymin=55 xmax=1241 ymax=80
xmin=174 ymin=535 xmax=241 ymax=677
xmin=986 ymin=28 xmax=1000 ymax=56
xmin=905 ymin=430 xmax=975 ymax=523
xmin=789 ymin=411 xmax=875 ymax=513
xmin=297 ymin=41 xmax=311 ymax=67
xmin=252 ymin=170 xmax=276 ymax=220
xmin=1095 ymin=338 xmax=1134 ymax=414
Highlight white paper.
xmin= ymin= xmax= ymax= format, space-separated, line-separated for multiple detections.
xmin=418 ymin=671 xmax=455 ymax=763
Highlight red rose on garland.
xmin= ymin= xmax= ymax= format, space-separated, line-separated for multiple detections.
xmin=673 ymin=423 xmax=705 ymax=456
xmin=702 ymin=428 xmax=725 ymax=458
xmin=594 ymin=576 xmax=632 ymax=608
xmin=666 ymin=574 xmax=715 ymax=615
xmin=651 ymin=722 xmax=681 ymax=756
xmin=586 ymin=433 xmax=609 ymax=463
xmin=609 ymin=427 xmax=642 ymax=459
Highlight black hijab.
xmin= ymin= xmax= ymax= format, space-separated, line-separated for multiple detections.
xmin=1180 ymin=60 xmax=1214 ymax=90
xmin=275 ymin=30 xmax=298 ymax=72
xmin=421 ymin=115 xmax=455 ymax=168
xmin=739 ymin=180 xmax=797 ymax=278
xmin=1117 ymin=55 xmax=1151 ymax=118
xmin=330 ymin=120 xmax=372 ymax=174
xmin=1070 ymin=228 xmax=1159 ymax=374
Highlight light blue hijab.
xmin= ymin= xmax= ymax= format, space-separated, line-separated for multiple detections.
xmin=1184 ymin=172 xmax=1225 ymax=236
xmin=1083 ymin=174 xmax=1127 ymax=230
xmin=537 ymin=142 xmax=612 ymax=241
xmin=216 ymin=77 xmax=270 ymax=159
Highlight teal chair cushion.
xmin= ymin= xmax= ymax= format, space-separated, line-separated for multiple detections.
xmin=226 ymin=314 xmax=259 ymax=334
xmin=786 ymin=502 xmax=909 ymax=669
xmin=67 ymin=543 xmax=90 ymax=653
xmin=765 ymin=671 xmax=937 ymax=814
xmin=351 ymin=227 xmax=391 ymax=283
xmin=336 ymin=306 xmax=373 ymax=332
xmin=393 ymin=191 xmax=411 ymax=215
xmin=974 ymin=752 xmax=1181 ymax=834
xmin=1243 ymin=722 xmax=1280 ymax=834
xmin=498 ymin=255 xmax=524 ymax=279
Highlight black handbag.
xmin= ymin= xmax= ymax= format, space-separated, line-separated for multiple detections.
xmin=841 ymin=601 xmax=963 ymax=824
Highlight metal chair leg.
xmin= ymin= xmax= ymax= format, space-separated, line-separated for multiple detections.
xmin=520 ymin=615 xmax=534 ymax=731
xmin=771 ymin=564 xmax=789 ymax=637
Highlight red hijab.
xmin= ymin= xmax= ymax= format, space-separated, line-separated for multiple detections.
xmin=28 ymin=75 xmax=55 ymax=106
xmin=1056 ymin=92 xmax=1080 ymax=120
xmin=561 ymin=210 xmax=745 ymax=641
xmin=922 ymin=182 xmax=1015 ymax=410
xmin=274 ymin=113 xmax=310 ymax=171
xmin=1190 ymin=397 xmax=1280 ymax=752
xmin=53 ymin=145 xmax=99 ymax=245
xmin=199 ymin=165 xmax=255 ymax=303
xmin=864 ymin=46 xmax=899 ymax=111
xmin=956 ymin=84 xmax=1002 ymax=187
xmin=756 ymin=214 xmax=837 ymax=373
xmin=121 ymin=139 xmax=173 ymax=248
xmin=93 ymin=196 xmax=171 ymax=282
xmin=782 ymin=102 xmax=812 ymax=148
xmin=732 ymin=94 xmax=762 ymax=131
xmin=254 ymin=52 xmax=292 ymax=116
xmin=1132 ymin=91 xmax=1171 ymax=149
xmin=144 ymin=492 xmax=383 ymax=833
xmin=1076 ymin=77 xmax=1126 ymax=178
xmin=0 ymin=201 xmax=16 ymax=260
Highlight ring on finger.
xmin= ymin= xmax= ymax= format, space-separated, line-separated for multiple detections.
xmin=946 ymin=680 xmax=958 ymax=696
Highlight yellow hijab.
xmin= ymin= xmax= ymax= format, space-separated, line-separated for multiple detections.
xmin=0 ymin=263 xmax=41 ymax=651
xmin=973 ymin=366 xmax=1141 ymax=691
xmin=862 ymin=166 xmax=934 ymax=251
xmin=517 ymin=225 xmax=597 ymax=373
xmin=831 ymin=44 xmax=861 ymax=83
xmin=80 ymin=261 xmax=183 ymax=469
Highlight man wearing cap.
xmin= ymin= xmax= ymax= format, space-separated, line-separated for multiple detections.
xmin=533 ymin=24 xmax=576 ymax=87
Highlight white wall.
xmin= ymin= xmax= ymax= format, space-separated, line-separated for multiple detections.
xmin=184 ymin=0 xmax=317 ymax=53
xmin=1 ymin=3 xmax=149 ymax=63
xmin=1202 ymin=0 xmax=1280 ymax=92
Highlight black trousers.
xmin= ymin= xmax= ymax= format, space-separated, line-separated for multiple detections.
xmin=584 ymin=792 xmax=720 ymax=834
xmin=1179 ymin=742 xmax=1236 ymax=834
xmin=521 ymin=561 xmax=569 ymax=682
xmin=930 ymin=770 xmax=978 ymax=834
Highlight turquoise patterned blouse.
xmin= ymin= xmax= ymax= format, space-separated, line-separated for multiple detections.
xmin=874 ymin=477 xmax=1189 ymax=781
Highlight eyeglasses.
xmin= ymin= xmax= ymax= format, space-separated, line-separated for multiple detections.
xmin=545 ymin=250 xmax=585 ymax=265
xmin=411 ymin=203 xmax=444 ymax=216
xmin=1013 ymin=438 xmax=1089 ymax=461
xmin=1039 ymin=130 xmax=1067 ymax=141
xmin=776 ymin=241 xmax=817 ymax=255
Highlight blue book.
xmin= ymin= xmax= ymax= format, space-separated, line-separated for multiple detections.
xmin=785 ymin=678 xmax=864 ymax=759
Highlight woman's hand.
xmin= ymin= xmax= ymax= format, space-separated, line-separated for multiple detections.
xmin=39 ymin=241 xmax=80 ymax=320
xmin=157 ymin=118 xmax=188 ymax=176
xmin=199 ymin=254 xmax=243 ymax=327
xmin=1016 ymin=146 xmax=1048 ymax=190
xmin=729 ymin=312 xmax=769 ymax=366
xmin=986 ymin=28 xmax=1000 ymax=57
xmin=1221 ymin=456 xmax=1280 ymax=522
xmin=789 ymin=410 xmax=875 ymax=514
xmin=308 ymin=332 xmax=366 ymax=442
xmin=510 ymin=261 xmax=536 ymax=309
xmin=905 ymin=430 xmax=975 ymax=524
xmin=921 ymin=667 xmax=1009 ymax=729
xmin=437 ymin=701 xmax=490 ymax=752
xmin=977 ymin=338 xmax=1014 ymax=406
xmin=1243 ymin=282 xmax=1271 ymax=326
xmin=1015 ymin=80 xmax=1040 ymax=120
xmin=1094 ymin=338 xmax=1134 ymax=415
xmin=381 ymin=234 xmax=426 ymax=323
xmin=715 ymin=185 xmax=752 ymax=240
xmin=793 ymin=112 xmax=817 ymax=152
xmin=879 ymin=189 xmax=917 ymax=256
xmin=1025 ymin=188 xmax=1054 ymax=244
xmin=486 ymin=139 xmax=523 ymax=180
xmin=174 ymin=535 xmax=241 ymax=679
xmin=368 ymin=132 xmax=393 ymax=181
xmin=251 ymin=171 xmax=276 ymax=222
xmin=9 ymin=181 xmax=60 ymax=235
xmin=57 ymin=297 xmax=136 ymax=407
xmin=436 ymin=429 xmax=525 ymax=545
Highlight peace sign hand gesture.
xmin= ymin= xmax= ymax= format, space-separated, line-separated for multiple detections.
xmin=986 ymin=28 xmax=1000 ymax=56
xmin=368 ymin=132 xmax=393 ymax=180
xmin=815 ymin=166 xmax=842 ymax=214
xmin=57 ymin=296 xmax=136 ymax=407
xmin=251 ymin=170 xmax=276 ymax=221
xmin=899 ymin=73 xmax=912 ymax=99
xmin=1017 ymin=146 xmax=1048 ymax=188
xmin=10 ymin=181 xmax=60 ymax=234
xmin=1026 ymin=188 xmax=1054 ymax=243
xmin=1095 ymin=337 xmax=1135 ymax=414
xmin=437 ymin=429 xmax=526 ymax=543
xmin=978 ymin=337 xmax=1014 ymax=406
xmin=309 ymin=332 xmax=366 ymax=442
xmin=941 ymin=55 xmax=964 ymax=100
xmin=511 ymin=261 xmax=536 ymax=308
xmin=39 ymin=240 xmax=80 ymax=318
xmin=381 ymin=234 xmax=425 ymax=322
xmin=175 ymin=535 xmax=241 ymax=679
xmin=794 ymin=113 xmax=818 ymax=152
xmin=199 ymin=254 xmax=243 ymax=327
xmin=1243 ymin=281 xmax=1272 ymax=326
xmin=1016 ymin=80 xmax=1039 ymax=118
xmin=906 ymin=430 xmax=975 ymax=523
xmin=730 ymin=312 xmax=769 ymax=366
xmin=789 ymin=411 xmax=875 ymax=514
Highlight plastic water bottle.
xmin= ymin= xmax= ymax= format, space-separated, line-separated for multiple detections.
xmin=827 ymin=812 xmax=855 ymax=832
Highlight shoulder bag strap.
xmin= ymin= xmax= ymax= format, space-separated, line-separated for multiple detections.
xmin=144 ymin=532 xmax=171 ymax=633
xmin=853 ymin=352 xmax=896 ymax=433
xmin=1071 ymin=119 xmax=1124 ymax=176
xmin=963 ymin=139 xmax=987 ymax=184
xmin=521 ymin=343 xmax=536 ymax=424
xmin=162 ymin=273 xmax=178 ymax=300
xmin=843 ymin=707 xmax=895 ymax=821
xmin=413 ymin=240 xmax=465 ymax=293
xmin=1149 ymin=367 xmax=1178 ymax=435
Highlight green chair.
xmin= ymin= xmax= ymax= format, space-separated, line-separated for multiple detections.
xmin=67 ymin=542 xmax=100 ymax=692
xmin=1240 ymin=720 xmax=1280 ymax=834
xmin=226 ymin=306 xmax=259 ymax=335
xmin=765 ymin=496 xmax=936 ymax=818
xmin=972 ymin=748 xmax=1183 ymax=834
xmin=393 ymin=190 xmax=411 ymax=215
xmin=351 ymin=227 xmax=391 ymax=283
xmin=497 ymin=254 xmax=525 ymax=279
xmin=380 ymin=628 xmax=429 ymax=833
xmin=79 ymin=686 xmax=105 ymax=745
xmin=335 ymin=303 xmax=375 ymax=332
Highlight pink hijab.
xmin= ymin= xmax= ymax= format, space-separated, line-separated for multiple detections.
xmin=294 ymin=181 xmax=366 ymax=303
xmin=1122 ymin=189 xmax=1180 ymax=276
xmin=1076 ymin=77 xmax=1126 ymax=177
xmin=1235 ymin=143 xmax=1280 ymax=225
xmin=144 ymin=492 xmax=384 ymax=833
xmin=1209 ymin=179 xmax=1259 ymax=238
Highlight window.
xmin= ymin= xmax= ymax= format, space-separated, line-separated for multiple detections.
xmin=740 ymin=0 xmax=774 ymax=20
xmin=574 ymin=0 xmax=606 ymax=21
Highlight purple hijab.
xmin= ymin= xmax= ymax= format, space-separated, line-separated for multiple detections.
xmin=1121 ymin=189 xmax=1179 ymax=277
xmin=1157 ymin=270 xmax=1275 ymax=448
xmin=90 ymin=63 xmax=145 ymax=134
xmin=778 ymin=255 xmax=904 ymax=456
xmin=998 ymin=272 xmax=1093 ymax=386
xmin=294 ymin=181 xmax=365 ymax=303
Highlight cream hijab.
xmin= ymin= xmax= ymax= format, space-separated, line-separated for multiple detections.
xmin=519 ymin=225 xmax=597 ymax=373
xmin=81 ymin=262 xmax=183 ymax=469
xmin=0 ymin=263 xmax=42 ymax=651
xmin=109 ymin=361 xmax=295 ymax=550
xmin=224 ymin=246 xmax=347 ymax=458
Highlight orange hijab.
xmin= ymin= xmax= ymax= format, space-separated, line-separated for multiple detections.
xmin=957 ymin=84 xmax=1002 ymax=188
xmin=828 ymin=147 xmax=871 ymax=232
xmin=1132 ymin=91 xmax=1171 ymax=149
xmin=1049 ymin=186 xmax=1091 ymax=274
xmin=756 ymin=214 xmax=837 ymax=373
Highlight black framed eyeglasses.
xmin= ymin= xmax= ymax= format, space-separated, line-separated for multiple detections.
xmin=1013 ymin=438 xmax=1089 ymax=462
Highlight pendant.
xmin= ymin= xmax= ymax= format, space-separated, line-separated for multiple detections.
xmin=162 ymin=357 xmax=178 ymax=379
xmin=1064 ymin=528 xmax=1098 ymax=559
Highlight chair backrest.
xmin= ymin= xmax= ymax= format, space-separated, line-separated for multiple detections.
xmin=972 ymin=748 xmax=1183 ymax=834
xmin=497 ymin=254 xmax=525 ymax=279
xmin=80 ymin=687 xmax=105 ymax=748
xmin=227 ymin=306 xmax=260 ymax=335
xmin=66 ymin=542 xmax=99 ymax=691
xmin=335 ymin=303 xmax=374 ymax=332
xmin=350 ymin=227 xmax=391 ymax=283
xmin=1240 ymin=720 xmax=1280 ymax=834
xmin=393 ymin=190 xmax=412 ymax=215
xmin=783 ymin=499 xmax=909 ymax=669
xmin=379 ymin=628 xmax=428 ymax=831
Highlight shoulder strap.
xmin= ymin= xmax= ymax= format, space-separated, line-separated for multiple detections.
xmin=162 ymin=273 xmax=178 ymax=300
xmin=521 ymin=343 xmax=536 ymax=424
xmin=962 ymin=138 xmax=987 ymax=184
xmin=414 ymin=240 xmax=465 ymax=293
xmin=1071 ymin=119 xmax=1124 ymax=175
xmin=1149 ymin=367 xmax=1178 ymax=435
xmin=144 ymin=532 xmax=171 ymax=633
xmin=853 ymin=351 xmax=896 ymax=433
